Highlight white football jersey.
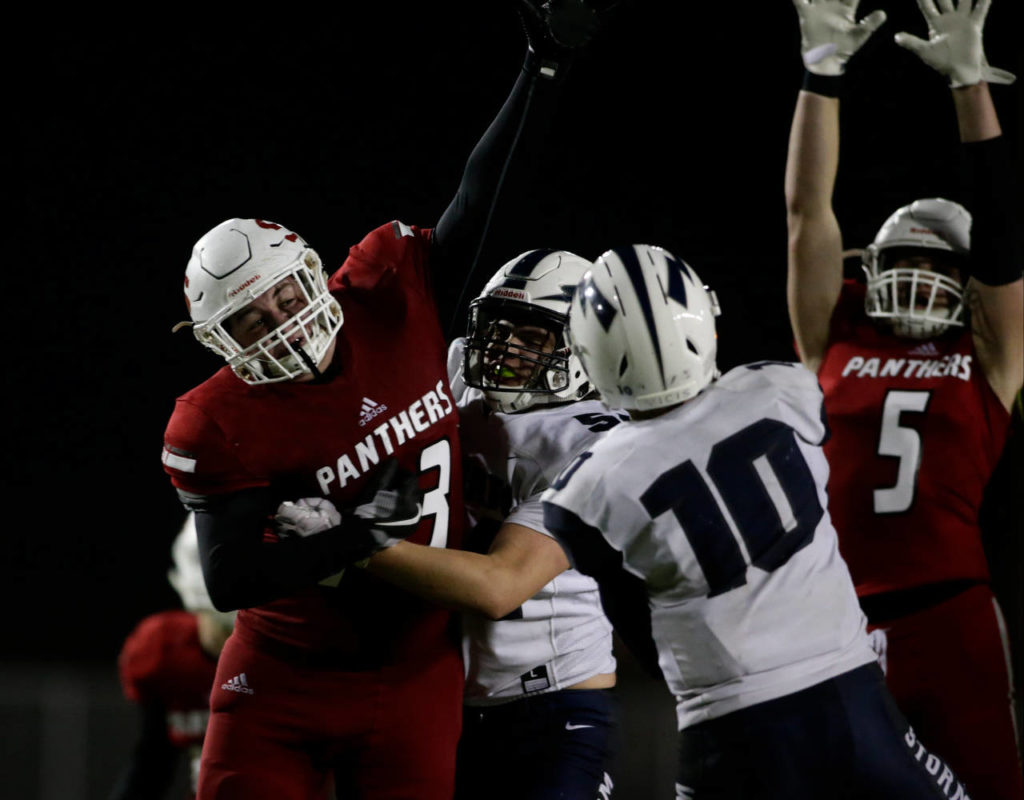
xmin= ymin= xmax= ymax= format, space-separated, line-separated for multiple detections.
xmin=450 ymin=339 xmax=621 ymax=705
xmin=542 ymin=362 xmax=876 ymax=729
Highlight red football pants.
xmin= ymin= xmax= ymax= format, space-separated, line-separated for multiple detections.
xmin=869 ymin=583 xmax=1023 ymax=800
xmin=198 ymin=630 xmax=463 ymax=799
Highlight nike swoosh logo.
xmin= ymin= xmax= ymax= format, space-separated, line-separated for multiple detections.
xmin=565 ymin=722 xmax=594 ymax=730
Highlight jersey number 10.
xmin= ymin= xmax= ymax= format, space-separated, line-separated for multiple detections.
xmin=641 ymin=419 xmax=823 ymax=598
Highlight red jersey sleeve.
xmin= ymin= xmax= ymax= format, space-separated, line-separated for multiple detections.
xmin=162 ymin=391 xmax=269 ymax=498
xmin=328 ymin=221 xmax=434 ymax=297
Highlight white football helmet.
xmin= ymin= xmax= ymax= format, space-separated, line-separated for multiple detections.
xmin=861 ymin=198 xmax=969 ymax=339
xmin=183 ymin=218 xmax=344 ymax=383
xmin=168 ymin=515 xmax=236 ymax=630
xmin=570 ymin=244 xmax=720 ymax=412
xmin=464 ymin=249 xmax=595 ymax=413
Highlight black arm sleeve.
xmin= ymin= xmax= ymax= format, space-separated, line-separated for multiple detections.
xmin=543 ymin=503 xmax=664 ymax=680
xmin=959 ymin=137 xmax=1022 ymax=286
xmin=192 ymin=489 xmax=383 ymax=612
xmin=432 ymin=48 xmax=573 ymax=334
xmin=107 ymin=704 xmax=178 ymax=800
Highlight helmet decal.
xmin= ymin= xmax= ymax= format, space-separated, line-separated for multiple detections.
xmin=616 ymin=244 xmax=668 ymax=386
xmin=578 ymin=273 xmax=618 ymax=332
xmin=569 ymin=244 xmax=720 ymax=412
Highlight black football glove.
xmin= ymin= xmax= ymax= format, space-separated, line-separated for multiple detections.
xmin=349 ymin=458 xmax=424 ymax=550
xmin=274 ymin=460 xmax=423 ymax=567
xmin=518 ymin=0 xmax=599 ymax=50
xmin=516 ymin=0 xmax=602 ymax=77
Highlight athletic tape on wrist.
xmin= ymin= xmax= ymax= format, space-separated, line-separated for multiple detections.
xmin=802 ymin=70 xmax=842 ymax=98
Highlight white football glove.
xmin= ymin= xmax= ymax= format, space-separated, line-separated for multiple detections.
xmin=867 ymin=627 xmax=889 ymax=675
xmin=894 ymin=0 xmax=1015 ymax=88
xmin=793 ymin=0 xmax=888 ymax=76
xmin=275 ymin=497 xmax=342 ymax=538
xmin=446 ymin=337 xmax=469 ymax=405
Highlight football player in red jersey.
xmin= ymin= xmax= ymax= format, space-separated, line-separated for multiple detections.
xmin=110 ymin=515 xmax=236 ymax=800
xmin=786 ymin=1 xmax=1023 ymax=797
xmin=160 ymin=4 xmax=602 ymax=798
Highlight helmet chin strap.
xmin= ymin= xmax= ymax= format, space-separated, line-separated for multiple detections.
xmin=295 ymin=344 xmax=326 ymax=383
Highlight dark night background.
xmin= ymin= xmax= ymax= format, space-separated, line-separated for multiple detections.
xmin=4 ymin=2 xmax=1021 ymax=797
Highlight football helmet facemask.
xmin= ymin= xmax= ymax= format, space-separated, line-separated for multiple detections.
xmin=862 ymin=198 xmax=969 ymax=340
xmin=183 ymin=218 xmax=344 ymax=384
xmin=570 ymin=244 xmax=720 ymax=412
xmin=464 ymin=249 xmax=594 ymax=413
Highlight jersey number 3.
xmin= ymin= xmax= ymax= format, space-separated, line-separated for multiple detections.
xmin=420 ymin=439 xmax=451 ymax=548
xmin=641 ymin=419 xmax=823 ymax=597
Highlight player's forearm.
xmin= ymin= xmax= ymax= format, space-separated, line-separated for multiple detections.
xmin=365 ymin=541 xmax=524 ymax=619
xmin=194 ymin=495 xmax=376 ymax=611
xmin=785 ymin=91 xmax=840 ymax=220
xmin=431 ymin=48 xmax=565 ymax=281
xmin=785 ymin=90 xmax=844 ymax=367
xmin=952 ymin=83 xmax=1002 ymax=143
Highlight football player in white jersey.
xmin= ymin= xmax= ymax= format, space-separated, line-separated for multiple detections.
xmin=279 ymin=250 xmax=629 ymax=799
xmin=541 ymin=244 xmax=971 ymax=799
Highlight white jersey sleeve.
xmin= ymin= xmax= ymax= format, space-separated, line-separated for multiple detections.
xmin=457 ymin=395 xmax=627 ymax=705
xmin=542 ymin=362 xmax=876 ymax=729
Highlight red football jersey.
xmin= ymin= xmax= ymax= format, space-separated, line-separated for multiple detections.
xmin=118 ymin=610 xmax=216 ymax=749
xmin=162 ymin=221 xmax=465 ymax=661
xmin=817 ymin=282 xmax=1010 ymax=597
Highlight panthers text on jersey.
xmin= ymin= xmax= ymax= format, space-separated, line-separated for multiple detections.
xmin=542 ymin=362 xmax=877 ymax=729
xmin=818 ymin=282 xmax=1011 ymax=597
xmin=118 ymin=610 xmax=216 ymax=795
xmin=162 ymin=221 xmax=466 ymax=664
xmin=452 ymin=346 xmax=622 ymax=703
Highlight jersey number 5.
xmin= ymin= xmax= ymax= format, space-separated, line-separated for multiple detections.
xmin=641 ymin=419 xmax=823 ymax=597
xmin=874 ymin=390 xmax=931 ymax=514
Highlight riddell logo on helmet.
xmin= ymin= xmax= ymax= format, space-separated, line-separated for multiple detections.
xmin=492 ymin=288 xmax=528 ymax=301
xmin=909 ymin=227 xmax=937 ymax=235
xmin=228 ymin=274 xmax=263 ymax=298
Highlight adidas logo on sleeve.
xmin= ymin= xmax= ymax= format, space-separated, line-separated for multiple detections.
xmin=221 ymin=673 xmax=254 ymax=695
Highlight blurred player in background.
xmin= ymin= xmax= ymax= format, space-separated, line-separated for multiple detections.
xmin=786 ymin=1 xmax=1023 ymax=796
xmin=542 ymin=244 xmax=971 ymax=798
xmin=110 ymin=515 xmax=236 ymax=800
xmin=160 ymin=3 xmax=603 ymax=798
